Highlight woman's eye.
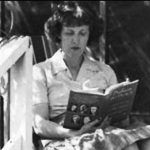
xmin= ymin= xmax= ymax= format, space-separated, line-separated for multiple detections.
xmin=65 ymin=32 xmax=74 ymax=36
xmin=80 ymin=32 xmax=87 ymax=36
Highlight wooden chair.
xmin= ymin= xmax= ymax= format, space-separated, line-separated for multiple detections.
xmin=31 ymin=35 xmax=58 ymax=64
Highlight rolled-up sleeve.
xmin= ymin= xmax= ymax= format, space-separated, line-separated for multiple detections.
xmin=107 ymin=65 xmax=118 ymax=86
xmin=32 ymin=65 xmax=48 ymax=105
xmin=100 ymin=64 xmax=118 ymax=86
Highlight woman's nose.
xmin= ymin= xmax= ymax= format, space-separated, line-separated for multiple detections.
xmin=72 ymin=35 xmax=79 ymax=44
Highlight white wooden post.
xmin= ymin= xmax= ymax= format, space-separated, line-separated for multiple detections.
xmin=0 ymin=36 xmax=33 ymax=150
xmin=9 ymin=48 xmax=33 ymax=150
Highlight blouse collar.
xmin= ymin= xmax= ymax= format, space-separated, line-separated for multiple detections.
xmin=50 ymin=48 xmax=100 ymax=75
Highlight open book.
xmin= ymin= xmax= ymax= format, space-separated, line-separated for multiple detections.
xmin=63 ymin=80 xmax=139 ymax=130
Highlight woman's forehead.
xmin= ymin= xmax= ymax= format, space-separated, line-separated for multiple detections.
xmin=62 ymin=25 xmax=89 ymax=31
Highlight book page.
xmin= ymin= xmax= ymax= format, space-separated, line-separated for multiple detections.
xmin=105 ymin=80 xmax=130 ymax=95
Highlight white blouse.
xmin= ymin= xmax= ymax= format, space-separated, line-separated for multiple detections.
xmin=32 ymin=49 xmax=117 ymax=120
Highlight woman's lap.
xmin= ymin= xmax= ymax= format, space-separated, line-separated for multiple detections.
xmin=43 ymin=125 xmax=150 ymax=150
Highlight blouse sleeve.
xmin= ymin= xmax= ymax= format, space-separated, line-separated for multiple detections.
xmin=106 ymin=65 xmax=118 ymax=86
xmin=32 ymin=65 xmax=48 ymax=105
xmin=98 ymin=61 xmax=118 ymax=86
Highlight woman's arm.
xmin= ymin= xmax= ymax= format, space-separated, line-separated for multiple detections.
xmin=32 ymin=65 xmax=78 ymax=139
xmin=33 ymin=103 xmax=74 ymax=139
xmin=33 ymin=103 xmax=99 ymax=140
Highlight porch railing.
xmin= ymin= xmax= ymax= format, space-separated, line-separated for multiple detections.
xmin=0 ymin=36 xmax=33 ymax=150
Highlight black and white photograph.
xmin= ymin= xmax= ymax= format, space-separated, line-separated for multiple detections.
xmin=70 ymin=104 xmax=77 ymax=112
xmin=90 ymin=106 xmax=98 ymax=116
xmin=72 ymin=114 xmax=80 ymax=125
xmin=79 ymin=104 xmax=88 ymax=114
xmin=1 ymin=1 xmax=150 ymax=150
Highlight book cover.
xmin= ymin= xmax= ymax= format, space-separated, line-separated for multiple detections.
xmin=63 ymin=80 xmax=139 ymax=130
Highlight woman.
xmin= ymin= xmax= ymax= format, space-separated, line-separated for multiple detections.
xmin=32 ymin=1 xmax=150 ymax=150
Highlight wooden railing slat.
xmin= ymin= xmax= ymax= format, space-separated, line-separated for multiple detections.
xmin=0 ymin=36 xmax=33 ymax=150
xmin=0 ymin=96 xmax=4 ymax=148
xmin=0 ymin=36 xmax=31 ymax=78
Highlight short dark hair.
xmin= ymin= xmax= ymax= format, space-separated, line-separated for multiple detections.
xmin=45 ymin=1 xmax=104 ymax=47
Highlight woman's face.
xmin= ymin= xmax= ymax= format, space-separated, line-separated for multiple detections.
xmin=61 ymin=25 xmax=89 ymax=59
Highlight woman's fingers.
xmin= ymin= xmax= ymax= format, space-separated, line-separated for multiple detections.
xmin=89 ymin=119 xmax=100 ymax=126
xmin=79 ymin=119 xmax=100 ymax=134
xmin=78 ymin=116 xmax=112 ymax=135
xmin=99 ymin=116 xmax=111 ymax=129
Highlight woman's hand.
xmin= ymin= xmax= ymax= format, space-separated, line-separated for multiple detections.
xmin=79 ymin=119 xmax=100 ymax=134
xmin=99 ymin=116 xmax=112 ymax=129
xmin=67 ymin=119 xmax=100 ymax=137
xmin=68 ymin=117 xmax=111 ymax=137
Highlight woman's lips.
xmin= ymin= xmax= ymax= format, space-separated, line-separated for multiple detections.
xmin=71 ymin=47 xmax=80 ymax=50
